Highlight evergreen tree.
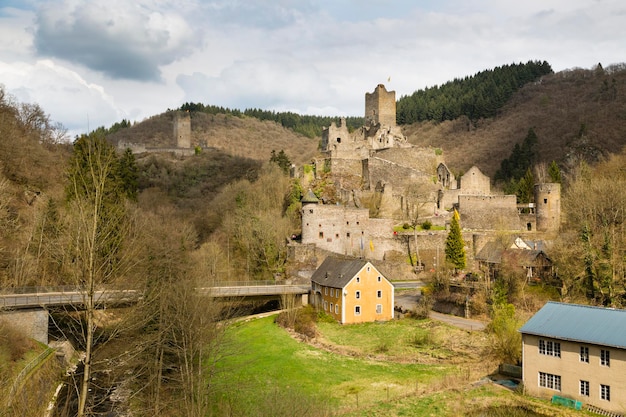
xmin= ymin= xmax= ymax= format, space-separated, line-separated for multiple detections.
xmin=548 ymin=160 xmax=562 ymax=183
xmin=517 ymin=168 xmax=535 ymax=204
xmin=270 ymin=149 xmax=292 ymax=175
xmin=445 ymin=209 xmax=466 ymax=270
xmin=117 ymin=147 xmax=139 ymax=201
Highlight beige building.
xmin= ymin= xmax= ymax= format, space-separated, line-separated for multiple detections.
xmin=520 ymin=302 xmax=626 ymax=415
xmin=311 ymin=256 xmax=394 ymax=324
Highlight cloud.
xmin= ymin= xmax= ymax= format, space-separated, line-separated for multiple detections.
xmin=33 ymin=0 xmax=199 ymax=81
xmin=0 ymin=60 xmax=123 ymax=137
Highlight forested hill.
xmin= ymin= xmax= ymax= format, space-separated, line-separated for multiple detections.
xmin=403 ymin=63 xmax=626 ymax=179
xmin=397 ymin=60 xmax=553 ymax=124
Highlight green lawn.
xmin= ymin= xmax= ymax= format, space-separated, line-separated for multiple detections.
xmin=212 ymin=316 xmax=455 ymax=415
xmin=210 ymin=315 xmax=587 ymax=417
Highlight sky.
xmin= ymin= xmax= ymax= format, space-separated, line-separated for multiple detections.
xmin=1 ymin=0 xmax=625 ymax=139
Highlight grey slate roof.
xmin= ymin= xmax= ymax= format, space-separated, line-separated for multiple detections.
xmin=301 ymin=189 xmax=319 ymax=204
xmin=311 ymin=256 xmax=370 ymax=289
xmin=519 ymin=301 xmax=626 ymax=349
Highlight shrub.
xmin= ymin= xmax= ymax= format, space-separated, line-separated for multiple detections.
xmin=276 ymin=305 xmax=318 ymax=338
xmin=0 ymin=322 xmax=35 ymax=361
xmin=421 ymin=220 xmax=432 ymax=230
xmin=407 ymin=331 xmax=436 ymax=347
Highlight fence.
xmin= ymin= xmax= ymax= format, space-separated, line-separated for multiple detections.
xmin=7 ymin=347 xmax=55 ymax=407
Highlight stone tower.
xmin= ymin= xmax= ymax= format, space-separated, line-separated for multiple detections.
xmin=174 ymin=111 xmax=191 ymax=148
xmin=300 ymin=189 xmax=320 ymax=244
xmin=535 ymin=183 xmax=561 ymax=232
xmin=365 ymin=84 xmax=396 ymax=127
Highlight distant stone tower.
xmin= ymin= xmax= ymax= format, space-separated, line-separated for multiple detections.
xmin=365 ymin=84 xmax=396 ymax=127
xmin=535 ymin=183 xmax=561 ymax=232
xmin=174 ymin=111 xmax=191 ymax=148
xmin=301 ymin=189 xmax=320 ymax=244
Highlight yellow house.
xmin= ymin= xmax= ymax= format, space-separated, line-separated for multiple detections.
xmin=520 ymin=302 xmax=626 ymax=415
xmin=311 ymin=256 xmax=394 ymax=324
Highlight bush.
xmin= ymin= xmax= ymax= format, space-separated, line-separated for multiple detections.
xmin=276 ymin=305 xmax=318 ymax=338
xmin=421 ymin=220 xmax=432 ymax=230
xmin=0 ymin=322 xmax=35 ymax=361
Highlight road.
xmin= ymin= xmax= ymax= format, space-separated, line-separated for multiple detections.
xmin=394 ymin=287 xmax=486 ymax=332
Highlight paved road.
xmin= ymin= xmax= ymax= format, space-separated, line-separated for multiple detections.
xmin=394 ymin=289 xmax=486 ymax=332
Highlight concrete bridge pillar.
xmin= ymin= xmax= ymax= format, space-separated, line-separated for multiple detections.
xmin=0 ymin=308 xmax=49 ymax=344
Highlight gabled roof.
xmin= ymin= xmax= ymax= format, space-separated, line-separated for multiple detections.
xmin=475 ymin=241 xmax=505 ymax=264
xmin=311 ymin=256 xmax=370 ymax=288
xmin=301 ymin=189 xmax=320 ymax=204
xmin=520 ymin=301 xmax=626 ymax=349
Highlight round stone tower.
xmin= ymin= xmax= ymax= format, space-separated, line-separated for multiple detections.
xmin=534 ymin=183 xmax=561 ymax=232
xmin=301 ymin=189 xmax=320 ymax=244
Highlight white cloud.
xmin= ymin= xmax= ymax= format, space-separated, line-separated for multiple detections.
xmin=0 ymin=0 xmax=625 ymax=136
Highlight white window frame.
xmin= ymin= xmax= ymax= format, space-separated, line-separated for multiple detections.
xmin=580 ymin=380 xmax=589 ymax=397
xmin=601 ymin=384 xmax=611 ymax=401
xmin=376 ymin=304 xmax=382 ymax=314
xmin=330 ymin=302 xmax=333 ymax=312
xmin=377 ymin=290 xmax=382 ymax=298
xmin=580 ymin=346 xmax=589 ymax=363
xmin=355 ymin=290 xmax=361 ymax=299
xmin=355 ymin=305 xmax=361 ymax=315
xmin=538 ymin=372 xmax=561 ymax=391
xmin=538 ymin=339 xmax=561 ymax=357
xmin=601 ymin=349 xmax=610 ymax=367
xmin=334 ymin=304 xmax=339 ymax=314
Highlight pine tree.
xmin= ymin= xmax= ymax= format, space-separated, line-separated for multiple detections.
xmin=548 ymin=160 xmax=562 ymax=183
xmin=445 ymin=209 xmax=466 ymax=271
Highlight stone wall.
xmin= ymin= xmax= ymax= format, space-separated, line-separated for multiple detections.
xmin=0 ymin=309 xmax=48 ymax=344
xmin=458 ymin=166 xmax=490 ymax=195
xmin=459 ymin=195 xmax=522 ymax=231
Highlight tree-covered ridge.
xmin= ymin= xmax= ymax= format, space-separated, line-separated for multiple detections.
xmin=179 ymin=103 xmax=364 ymax=138
xmin=397 ymin=60 xmax=553 ymax=124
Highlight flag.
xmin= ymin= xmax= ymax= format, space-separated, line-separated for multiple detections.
xmin=369 ymin=240 xmax=374 ymax=251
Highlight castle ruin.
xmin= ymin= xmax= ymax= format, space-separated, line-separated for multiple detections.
xmin=300 ymin=84 xmax=561 ymax=270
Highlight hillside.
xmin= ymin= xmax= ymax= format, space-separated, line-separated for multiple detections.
xmin=403 ymin=65 xmax=626 ymax=179
xmin=108 ymin=111 xmax=319 ymax=165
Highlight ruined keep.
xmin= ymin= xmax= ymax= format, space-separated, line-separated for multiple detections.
xmin=365 ymin=84 xmax=396 ymax=127
xmin=174 ymin=111 xmax=192 ymax=149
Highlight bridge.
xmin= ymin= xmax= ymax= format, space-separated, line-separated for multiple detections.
xmin=0 ymin=282 xmax=311 ymax=344
xmin=0 ymin=281 xmax=311 ymax=310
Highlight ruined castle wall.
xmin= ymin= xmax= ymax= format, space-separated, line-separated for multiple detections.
xmin=365 ymin=84 xmax=396 ymax=127
xmin=459 ymin=166 xmax=490 ymax=195
xmin=301 ymin=205 xmax=372 ymax=257
xmin=440 ymin=189 xmax=460 ymax=210
xmin=374 ymin=147 xmax=439 ymax=174
xmin=459 ymin=195 xmax=522 ymax=231
xmin=321 ymin=119 xmax=353 ymax=153
xmin=367 ymin=157 xmax=432 ymax=193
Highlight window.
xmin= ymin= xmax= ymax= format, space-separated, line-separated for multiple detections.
xmin=346 ymin=232 xmax=350 ymax=238
xmin=367 ymin=266 xmax=370 ymax=272
xmin=601 ymin=349 xmax=610 ymax=367
xmin=325 ymin=287 xmax=328 ymax=295
xmin=356 ymin=277 xmax=360 ymax=283
xmin=601 ymin=384 xmax=611 ymax=401
xmin=355 ymin=305 xmax=361 ymax=315
xmin=377 ymin=276 xmax=381 ymax=282
xmin=538 ymin=339 xmax=561 ymax=357
xmin=539 ymin=372 xmax=561 ymax=391
xmin=376 ymin=304 xmax=382 ymax=314
xmin=323 ymin=301 xmax=327 ymax=311
xmin=330 ymin=303 xmax=333 ymax=312
xmin=335 ymin=304 xmax=339 ymax=314
xmin=330 ymin=288 xmax=334 ymax=297
xmin=319 ymin=231 xmax=324 ymax=238
xmin=377 ymin=290 xmax=382 ymax=298
xmin=355 ymin=291 xmax=361 ymax=299
xmin=580 ymin=380 xmax=589 ymax=397
xmin=580 ymin=346 xmax=589 ymax=363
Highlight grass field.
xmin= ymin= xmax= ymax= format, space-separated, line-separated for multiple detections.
xmin=210 ymin=315 xmax=592 ymax=417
